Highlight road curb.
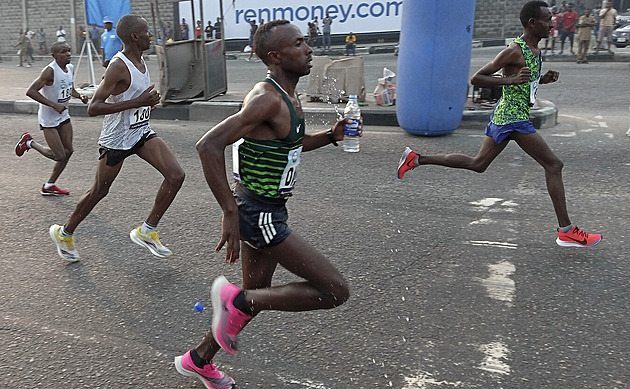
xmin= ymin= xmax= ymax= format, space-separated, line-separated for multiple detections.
xmin=0 ymin=98 xmax=557 ymax=130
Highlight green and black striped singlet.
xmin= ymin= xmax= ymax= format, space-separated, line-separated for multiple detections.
xmin=492 ymin=36 xmax=542 ymax=125
xmin=233 ymin=78 xmax=306 ymax=199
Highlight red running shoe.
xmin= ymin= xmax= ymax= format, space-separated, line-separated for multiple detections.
xmin=556 ymin=226 xmax=602 ymax=247
xmin=397 ymin=147 xmax=419 ymax=179
xmin=41 ymin=185 xmax=70 ymax=196
xmin=15 ymin=132 xmax=32 ymax=156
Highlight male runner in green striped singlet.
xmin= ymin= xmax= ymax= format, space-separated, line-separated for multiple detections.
xmin=174 ymin=20 xmax=361 ymax=388
xmin=397 ymin=1 xmax=601 ymax=248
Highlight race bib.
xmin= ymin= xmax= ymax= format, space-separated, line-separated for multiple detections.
xmin=529 ymin=77 xmax=540 ymax=106
xmin=278 ymin=146 xmax=302 ymax=195
xmin=58 ymin=86 xmax=72 ymax=103
xmin=129 ymin=106 xmax=151 ymax=129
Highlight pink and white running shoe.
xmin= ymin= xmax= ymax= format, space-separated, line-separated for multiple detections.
xmin=211 ymin=275 xmax=252 ymax=355
xmin=174 ymin=350 xmax=235 ymax=389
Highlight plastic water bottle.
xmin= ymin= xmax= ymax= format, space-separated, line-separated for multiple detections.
xmin=343 ymin=95 xmax=361 ymax=152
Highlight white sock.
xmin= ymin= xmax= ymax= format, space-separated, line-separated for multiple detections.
xmin=59 ymin=226 xmax=73 ymax=238
xmin=140 ymin=221 xmax=157 ymax=234
xmin=26 ymin=140 xmax=32 ymax=148
xmin=44 ymin=182 xmax=55 ymax=189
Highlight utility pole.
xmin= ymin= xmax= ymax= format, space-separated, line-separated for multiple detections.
xmin=70 ymin=0 xmax=77 ymax=52
xmin=21 ymin=0 xmax=27 ymax=31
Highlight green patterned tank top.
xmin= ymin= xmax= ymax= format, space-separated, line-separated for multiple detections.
xmin=232 ymin=78 xmax=305 ymax=199
xmin=491 ymin=37 xmax=542 ymax=125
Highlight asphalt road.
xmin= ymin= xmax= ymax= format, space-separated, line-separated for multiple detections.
xmin=1 ymin=48 xmax=630 ymax=389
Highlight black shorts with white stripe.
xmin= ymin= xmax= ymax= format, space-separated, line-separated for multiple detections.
xmin=234 ymin=183 xmax=291 ymax=249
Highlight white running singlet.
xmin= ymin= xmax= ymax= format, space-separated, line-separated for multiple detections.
xmin=38 ymin=61 xmax=73 ymax=127
xmin=98 ymin=52 xmax=155 ymax=150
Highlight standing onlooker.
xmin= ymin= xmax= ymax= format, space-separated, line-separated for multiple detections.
xmin=544 ymin=6 xmax=560 ymax=54
xmin=205 ymin=20 xmax=213 ymax=39
xmin=180 ymin=18 xmax=189 ymax=40
xmin=592 ymin=2 xmax=601 ymax=47
xmin=77 ymin=25 xmax=86 ymax=52
xmin=195 ymin=20 xmax=202 ymax=39
xmin=100 ymin=16 xmax=122 ymax=68
xmin=37 ymin=27 xmax=47 ymax=54
xmin=559 ymin=2 xmax=578 ymax=54
xmin=26 ymin=27 xmax=36 ymax=62
xmin=595 ymin=0 xmax=617 ymax=53
xmin=90 ymin=25 xmax=100 ymax=49
xmin=56 ymin=25 xmax=66 ymax=42
xmin=576 ymin=8 xmax=595 ymax=63
xmin=307 ymin=22 xmax=318 ymax=46
xmin=14 ymin=30 xmax=32 ymax=68
xmin=322 ymin=12 xmax=333 ymax=50
xmin=574 ymin=0 xmax=585 ymax=15
xmin=312 ymin=16 xmax=321 ymax=47
xmin=247 ymin=19 xmax=258 ymax=61
xmin=345 ymin=31 xmax=356 ymax=55
xmin=163 ymin=22 xmax=173 ymax=41
xmin=214 ymin=17 xmax=222 ymax=39
xmin=15 ymin=41 xmax=88 ymax=196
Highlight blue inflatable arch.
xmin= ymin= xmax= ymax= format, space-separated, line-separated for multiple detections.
xmin=396 ymin=0 xmax=477 ymax=136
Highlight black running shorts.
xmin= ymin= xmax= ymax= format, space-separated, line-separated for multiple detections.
xmin=98 ymin=132 xmax=157 ymax=167
xmin=234 ymin=183 xmax=291 ymax=249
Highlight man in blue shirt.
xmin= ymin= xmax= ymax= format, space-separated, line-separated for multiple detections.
xmin=100 ymin=16 xmax=122 ymax=68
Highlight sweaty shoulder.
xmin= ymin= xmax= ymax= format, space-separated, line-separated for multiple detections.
xmin=243 ymin=81 xmax=283 ymax=115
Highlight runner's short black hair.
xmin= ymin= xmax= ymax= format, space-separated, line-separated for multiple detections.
xmin=520 ymin=1 xmax=549 ymax=27
xmin=116 ymin=15 xmax=145 ymax=43
xmin=254 ymin=19 xmax=291 ymax=65
xmin=51 ymin=41 xmax=70 ymax=54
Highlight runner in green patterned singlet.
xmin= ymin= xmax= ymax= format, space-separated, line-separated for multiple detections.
xmin=175 ymin=20 xmax=362 ymax=388
xmin=491 ymin=36 xmax=542 ymax=126
xmin=397 ymin=1 xmax=602 ymax=248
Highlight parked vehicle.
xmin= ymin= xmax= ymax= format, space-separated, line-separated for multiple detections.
xmin=613 ymin=23 xmax=630 ymax=47
xmin=616 ymin=11 xmax=630 ymax=27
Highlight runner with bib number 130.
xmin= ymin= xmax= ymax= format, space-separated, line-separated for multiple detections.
xmin=48 ymin=15 xmax=185 ymax=262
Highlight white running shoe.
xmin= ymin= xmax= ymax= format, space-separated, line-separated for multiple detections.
xmin=129 ymin=226 xmax=172 ymax=258
xmin=49 ymin=224 xmax=80 ymax=262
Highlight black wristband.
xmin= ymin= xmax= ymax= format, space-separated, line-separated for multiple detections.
xmin=327 ymin=128 xmax=338 ymax=146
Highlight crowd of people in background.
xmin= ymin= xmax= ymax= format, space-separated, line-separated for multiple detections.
xmin=10 ymin=11 xmax=370 ymax=65
xmin=544 ymin=0 xmax=623 ymax=62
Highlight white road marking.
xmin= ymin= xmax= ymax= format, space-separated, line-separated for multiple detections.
xmin=467 ymin=241 xmax=518 ymax=249
xmin=478 ymin=341 xmax=511 ymax=375
xmin=481 ymin=261 xmax=516 ymax=306
xmin=469 ymin=218 xmax=494 ymax=225
xmin=469 ymin=198 xmax=503 ymax=207
xmin=402 ymin=372 xmax=463 ymax=388
xmin=598 ymin=122 xmax=608 ymax=128
xmin=550 ymin=131 xmax=576 ymax=137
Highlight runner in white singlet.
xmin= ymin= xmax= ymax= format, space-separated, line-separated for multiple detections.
xmin=15 ymin=41 xmax=88 ymax=196
xmin=48 ymin=15 xmax=185 ymax=262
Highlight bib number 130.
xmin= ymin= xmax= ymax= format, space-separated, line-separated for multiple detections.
xmin=279 ymin=146 xmax=302 ymax=195
xmin=130 ymin=106 xmax=151 ymax=129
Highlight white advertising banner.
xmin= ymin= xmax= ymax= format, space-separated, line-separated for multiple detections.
xmin=178 ymin=0 xmax=403 ymax=39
